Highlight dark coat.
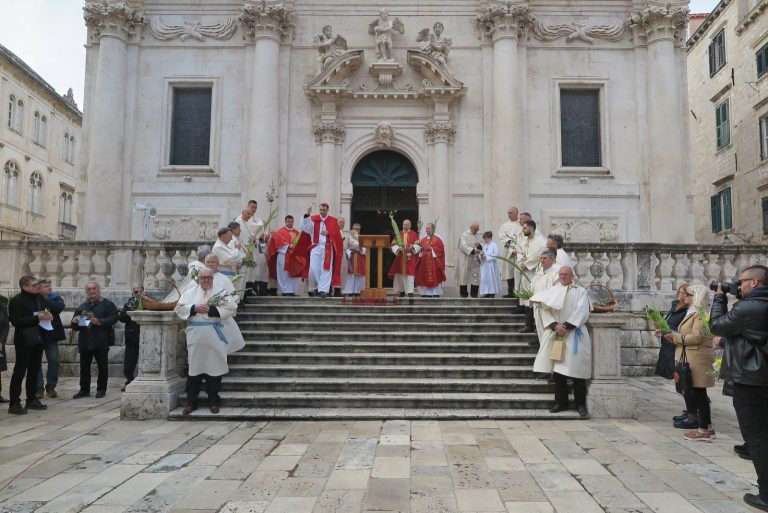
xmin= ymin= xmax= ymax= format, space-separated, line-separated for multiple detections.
xmin=71 ymin=298 xmax=119 ymax=351
xmin=119 ymin=297 xmax=141 ymax=346
xmin=712 ymin=286 xmax=768 ymax=387
xmin=0 ymin=296 xmax=8 ymax=372
xmin=41 ymin=293 xmax=66 ymax=343
xmin=655 ymin=299 xmax=687 ymax=379
xmin=9 ymin=290 xmax=44 ymax=345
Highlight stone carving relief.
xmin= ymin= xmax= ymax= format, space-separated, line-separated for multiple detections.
xmin=530 ymin=19 xmax=626 ymax=44
xmin=148 ymin=17 xmax=238 ymax=41
xmin=239 ymin=0 xmax=294 ymax=41
xmin=628 ymin=5 xmax=688 ymax=42
xmin=369 ymin=10 xmax=405 ymax=62
xmin=550 ymin=218 xmax=619 ymax=243
xmin=374 ymin=122 xmax=395 ymax=148
xmin=313 ymin=25 xmax=348 ymax=72
xmin=152 ymin=216 xmax=219 ymax=241
xmin=313 ymin=122 xmax=345 ymax=145
xmin=476 ymin=2 xmax=533 ymax=41
xmin=83 ymin=1 xmax=144 ymax=40
xmin=425 ymin=122 xmax=456 ymax=145
xmin=416 ymin=22 xmax=452 ymax=70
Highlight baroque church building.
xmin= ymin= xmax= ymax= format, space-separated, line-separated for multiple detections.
xmin=80 ymin=0 xmax=694 ymax=268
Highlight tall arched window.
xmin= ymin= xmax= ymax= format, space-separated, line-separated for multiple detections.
xmin=33 ymin=111 xmax=40 ymax=144
xmin=15 ymin=99 xmax=24 ymax=134
xmin=7 ymin=94 xmax=15 ymax=129
xmin=59 ymin=190 xmax=73 ymax=224
xmin=40 ymin=116 xmax=47 ymax=147
xmin=28 ymin=171 xmax=43 ymax=214
xmin=2 ymin=160 xmax=19 ymax=206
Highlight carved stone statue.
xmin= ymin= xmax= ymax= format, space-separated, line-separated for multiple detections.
xmin=417 ymin=22 xmax=452 ymax=69
xmin=313 ymin=25 xmax=348 ymax=70
xmin=368 ymin=10 xmax=405 ymax=61
xmin=374 ymin=122 xmax=394 ymax=147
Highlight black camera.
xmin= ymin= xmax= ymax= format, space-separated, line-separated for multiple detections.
xmin=709 ymin=279 xmax=740 ymax=296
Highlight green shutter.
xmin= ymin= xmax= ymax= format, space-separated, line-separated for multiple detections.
xmin=722 ymin=188 xmax=733 ymax=230
xmin=711 ymin=194 xmax=722 ymax=233
xmin=762 ymin=196 xmax=768 ymax=235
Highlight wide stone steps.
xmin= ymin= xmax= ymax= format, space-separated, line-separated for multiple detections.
xmin=169 ymin=296 xmax=574 ymax=420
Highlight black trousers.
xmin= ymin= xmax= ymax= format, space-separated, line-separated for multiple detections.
xmin=524 ymin=307 xmax=535 ymax=329
xmin=186 ymin=374 xmax=222 ymax=408
xmin=733 ymin=384 xmax=768 ymax=499
xmin=553 ymin=372 xmax=587 ymax=408
xmin=10 ymin=343 xmax=44 ymax=405
xmin=79 ymin=345 xmax=109 ymax=393
xmin=691 ymin=387 xmax=711 ymax=428
xmin=123 ymin=340 xmax=139 ymax=384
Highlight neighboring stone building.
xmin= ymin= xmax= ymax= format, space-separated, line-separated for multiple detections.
xmin=80 ymin=0 xmax=695 ymax=272
xmin=0 ymin=43 xmax=82 ymax=240
xmin=688 ymin=0 xmax=768 ymax=244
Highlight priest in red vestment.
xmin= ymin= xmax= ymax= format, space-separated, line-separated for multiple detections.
xmin=415 ymin=223 xmax=446 ymax=297
xmin=297 ymin=202 xmax=344 ymax=298
xmin=387 ymin=219 xmax=420 ymax=298
xmin=267 ymin=215 xmax=305 ymax=296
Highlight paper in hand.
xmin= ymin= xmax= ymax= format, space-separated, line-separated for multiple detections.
xmin=78 ymin=317 xmax=91 ymax=327
xmin=34 ymin=312 xmax=54 ymax=331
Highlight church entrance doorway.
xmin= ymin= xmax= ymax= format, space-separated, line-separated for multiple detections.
xmin=351 ymin=150 xmax=418 ymax=288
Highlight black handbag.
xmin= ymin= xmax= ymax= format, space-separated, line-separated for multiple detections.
xmin=19 ymin=326 xmax=43 ymax=346
xmin=674 ymin=338 xmax=694 ymax=396
xmin=722 ymin=380 xmax=734 ymax=397
xmin=654 ymin=338 xmax=676 ymax=380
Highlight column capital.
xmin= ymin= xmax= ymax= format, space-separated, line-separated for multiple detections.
xmin=476 ymin=3 xmax=533 ymax=43
xmin=628 ymin=5 xmax=688 ymax=44
xmin=425 ymin=122 xmax=456 ymax=145
xmin=239 ymin=1 xmax=295 ymax=42
xmin=313 ymin=122 xmax=345 ymax=144
xmin=83 ymin=1 xmax=144 ymax=41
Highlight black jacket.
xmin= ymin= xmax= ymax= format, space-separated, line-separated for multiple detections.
xmin=712 ymin=286 xmax=768 ymax=386
xmin=9 ymin=290 xmax=44 ymax=345
xmin=119 ymin=297 xmax=141 ymax=346
xmin=72 ymin=298 xmax=119 ymax=351
xmin=41 ymin=293 xmax=66 ymax=343
xmin=0 ymin=296 xmax=8 ymax=372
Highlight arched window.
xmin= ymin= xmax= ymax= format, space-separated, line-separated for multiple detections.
xmin=33 ymin=111 xmax=40 ymax=143
xmin=40 ymin=116 xmax=47 ymax=147
xmin=63 ymin=132 xmax=70 ymax=162
xmin=7 ymin=94 xmax=15 ymax=129
xmin=15 ymin=99 xmax=24 ymax=134
xmin=2 ymin=160 xmax=19 ymax=206
xmin=68 ymin=135 xmax=76 ymax=163
xmin=28 ymin=171 xmax=43 ymax=214
xmin=59 ymin=190 xmax=73 ymax=224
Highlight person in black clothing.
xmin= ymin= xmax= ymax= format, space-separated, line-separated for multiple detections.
xmin=711 ymin=265 xmax=768 ymax=512
xmin=35 ymin=279 xmax=66 ymax=398
xmin=0 ymin=295 xmax=9 ymax=403
xmin=119 ymin=287 xmax=143 ymax=391
xmin=7 ymin=275 xmax=52 ymax=414
xmin=71 ymin=282 xmax=119 ymax=399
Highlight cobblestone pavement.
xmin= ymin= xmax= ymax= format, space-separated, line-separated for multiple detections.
xmin=0 ymin=376 xmax=762 ymax=513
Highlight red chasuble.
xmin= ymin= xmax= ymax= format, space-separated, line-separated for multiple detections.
xmin=387 ymin=230 xmax=419 ymax=279
xmin=415 ymin=235 xmax=447 ymax=288
xmin=267 ymin=226 xmax=306 ymax=279
xmin=296 ymin=214 xmax=344 ymax=287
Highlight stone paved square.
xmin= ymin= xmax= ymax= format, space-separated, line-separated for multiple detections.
xmin=0 ymin=376 xmax=762 ymax=513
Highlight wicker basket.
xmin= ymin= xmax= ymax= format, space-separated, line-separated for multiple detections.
xmin=141 ymin=279 xmax=181 ymax=311
xmin=587 ymin=283 xmax=618 ymax=313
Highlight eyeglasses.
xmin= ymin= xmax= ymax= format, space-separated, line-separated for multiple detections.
xmin=685 ymin=293 xmax=694 ymax=297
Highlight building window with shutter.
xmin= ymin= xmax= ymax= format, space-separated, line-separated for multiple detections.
xmin=709 ymin=29 xmax=726 ymax=77
xmin=715 ymin=100 xmax=730 ymax=150
xmin=560 ymin=89 xmax=601 ymax=168
xmin=763 ymin=196 xmax=768 ymax=235
xmin=710 ymin=187 xmax=733 ymax=233
xmin=761 ymin=116 xmax=768 ymax=161
xmin=758 ymin=42 xmax=768 ymax=78
xmin=169 ymin=87 xmax=212 ymax=166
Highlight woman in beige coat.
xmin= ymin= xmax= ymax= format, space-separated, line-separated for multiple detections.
xmin=659 ymin=283 xmax=716 ymax=441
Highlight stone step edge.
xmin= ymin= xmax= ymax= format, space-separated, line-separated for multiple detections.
xmin=187 ymin=391 xmax=555 ymax=399
xmin=233 ymin=352 xmax=536 ymax=359
xmin=222 ymin=377 xmax=551 ymax=384
xmin=168 ymin=407 xmax=582 ymax=421
xmin=228 ymin=364 xmax=534 ymax=370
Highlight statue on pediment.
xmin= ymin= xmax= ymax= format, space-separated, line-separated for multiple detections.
xmin=314 ymin=25 xmax=348 ymax=70
xmin=417 ymin=22 xmax=452 ymax=70
xmin=369 ymin=10 xmax=405 ymax=61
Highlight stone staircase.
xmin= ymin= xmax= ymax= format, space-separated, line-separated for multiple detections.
xmin=169 ymin=296 xmax=582 ymax=420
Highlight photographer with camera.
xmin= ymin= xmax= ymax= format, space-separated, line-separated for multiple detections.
xmin=711 ymin=265 xmax=768 ymax=511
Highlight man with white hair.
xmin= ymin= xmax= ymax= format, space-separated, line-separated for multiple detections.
xmin=457 ymin=222 xmax=481 ymax=298
xmin=530 ymin=266 xmax=592 ymax=418
xmin=203 ymin=254 xmax=236 ymax=294
xmin=175 ymin=267 xmax=245 ymax=415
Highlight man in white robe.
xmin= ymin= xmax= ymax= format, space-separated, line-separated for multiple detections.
xmin=267 ymin=215 xmax=303 ymax=296
xmin=227 ymin=222 xmax=248 ymax=301
xmin=212 ymin=227 xmax=243 ymax=282
xmin=517 ymin=219 xmax=547 ymax=310
xmin=334 ymin=217 xmax=346 ymax=297
xmin=299 ymin=202 xmax=344 ymax=298
xmin=498 ymin=206 xmax=523 ymax=297
xmin=342 ymin=222 xmax=366 ymax=296
xmin=240 ymin=200 xmax=270 ymax=295
xmin=530 ymin=266 xmax=592 ymax=418
xmin=528 ymin=250 xmax=562 ymax=343
xmin=175 ymin=268 xmax=245 ymax=415
xmin=203 ymin=254 xmax=236 ymax=294
xmin=456 ymin=222 xmax=481 ymax=298
xmin=546 ymin=233 xmax=572 ymax=268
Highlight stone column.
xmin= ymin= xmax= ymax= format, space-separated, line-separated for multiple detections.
xmin=82 ymin=2 xmax=144 ymax=240
xmin=313 ymin=122 xmax=345 ymax=211
xmin=240 ymin=2 xmax=294 ymax=206
xmin=477 ymin=3 xmax=531 ymax=225
xmin=425 ymin=122 xmax=455 ymax=265
xmin=587 ymin=313 xmax=636 ymax=419
xmin=121 ymin=311 xmax=185 ymax=420
xmin=632 ymin=6 xmax=692 ymax=243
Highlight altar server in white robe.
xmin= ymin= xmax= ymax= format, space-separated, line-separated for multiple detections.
xmin=456 ymin=222 xmax=482 ymax=298
xmin=203 ymin=254 xmax=236 ymax=294
xmin=239 ymin=201 xmax=269 ymax=295
xmin=528 ymin=250 xmax=561 ymax=341
xmin=212 ymin=227 xmax=243 ymax=281
xmin=530 ymin=266 xmax=592 ymax=418
xmin=517 ymin=219 xmax=547 ymax=307
xmin=342 ymin=223 xmax=366 ymax=296
xmin=498 ymin=206 xmax=523 ymax=297
xmin=478 ymin=231 xmax=502 ymax=297
xmin=175 ymin=268 xmax=245 ymax=415
xmin=227 ymin=222 xmax=248 ymax=301
xmin=546 ymin=233 xmax=572 ymax=268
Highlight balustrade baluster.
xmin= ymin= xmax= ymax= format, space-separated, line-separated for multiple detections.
xmin=60 ymin=249 xmax=78 ymax=287
xmin=589 ymin=252 xmax=609 ymax=285
xmin=91 ymin=249 xmax=110 ymax=286
xmin=688 ymin=252 xmax=705 ymax=285
xmin=27 ymin=248 xmax=46 ymax=279
xmin=671 ymin=252 xmax=690 ymax=290
xmin=78 ymin=249 xmax=94 ymax=287
xmin=44 ymin=248 xmax=64 ymax=287
xmin=606 ymin=251 xmax=623 ymax=290
xmin=656 ymin=251 xmax=674 ymax=291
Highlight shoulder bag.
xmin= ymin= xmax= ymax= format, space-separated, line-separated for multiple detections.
xmin=674 ymin=336 xmax=694 ymax=396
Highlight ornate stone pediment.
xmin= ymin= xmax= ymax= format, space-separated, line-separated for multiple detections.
xmin=239 ymin=0 xmax=294 ymax=41
xmin=304 ymin=50 xmax=364 ymax=97
xmin=83 ymin=1 xmax=144 ymax=41
xmin=407 ymin=50 xmax=466 ymax=97
xmin=551 ymin=218 xmax=619 ymax=243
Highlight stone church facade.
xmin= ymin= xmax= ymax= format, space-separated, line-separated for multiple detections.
xmin=80 ymin=0 xmax=694 ymax=269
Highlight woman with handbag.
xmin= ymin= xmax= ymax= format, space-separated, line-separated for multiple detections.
xmin=658 ymin=283 xmax=716 ymax=442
